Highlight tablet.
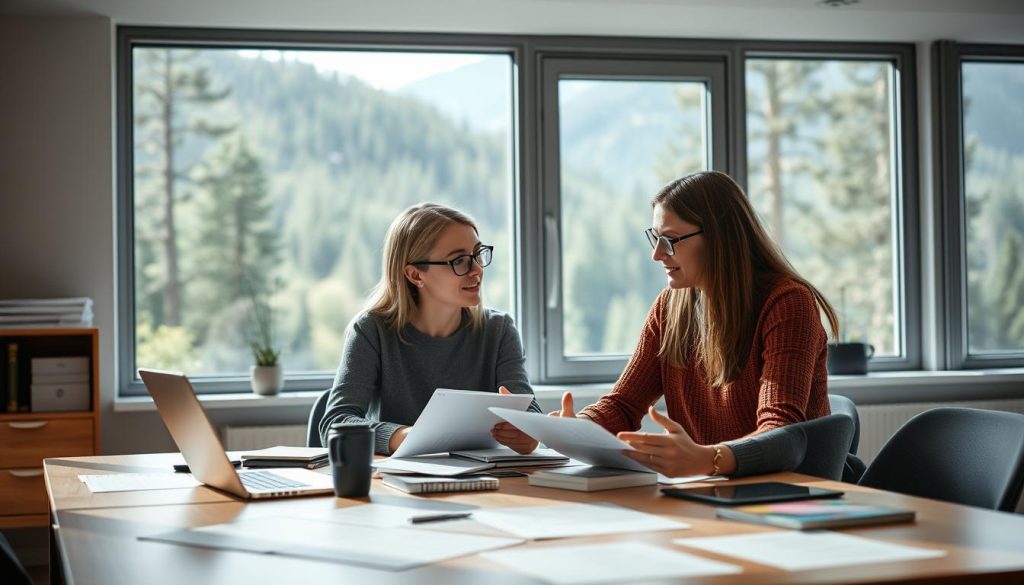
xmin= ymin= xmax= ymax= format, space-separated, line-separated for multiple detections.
xmin=390 ymin=389 xmax=534 ymax=458
xmin=661 ymin=482 xmax=844 ymax=505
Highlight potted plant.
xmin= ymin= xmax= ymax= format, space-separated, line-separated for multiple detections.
xmin=248 ymin=287 xmax=282 ymax=396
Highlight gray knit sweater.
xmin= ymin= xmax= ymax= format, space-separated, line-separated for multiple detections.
xmin=318 ymin=308 xmax=541 ymax=454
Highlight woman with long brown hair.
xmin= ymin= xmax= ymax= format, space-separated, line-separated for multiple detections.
xmin=555 ymin=170 xmax=839 ymax=477
xmin=318 ymin=202 xmax=540 ymax=455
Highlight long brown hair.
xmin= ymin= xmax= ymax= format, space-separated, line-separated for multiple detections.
xmin=654 ymin=171 xmax=839 ymax=385
xmin=365 ymin=202 xmax=484 ymax=335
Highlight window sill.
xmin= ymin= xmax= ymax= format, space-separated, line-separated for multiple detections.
xmin=114 ymin=368 xmax=1024 ymax=413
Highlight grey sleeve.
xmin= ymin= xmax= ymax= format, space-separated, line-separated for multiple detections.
xmin=496 ymin=314 xmax=542 ymax=414
xmin=318 ymin=318 xmax=402 ymax=454
xmin=722 ymin=424 xmax=807 ymax=478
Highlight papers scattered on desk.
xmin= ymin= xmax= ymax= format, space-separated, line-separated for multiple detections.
xmin=674 ymin=531 xmax=946 ymax=571
xmin=141 ymin=516 xmax=523 ymax=571
xmin=297 ymin=503 xmax=476 ymax=528
xmin=482 ymin=542 xmax=741 ymax=584
xmin=472 ymin=502 xmax=690 ymax=540
xmin=658 ymin=473 xmax=727 ymax=485
xmin=372 ymin=455 xmax=495 ymax=476
xmin=80 ymin=473 xmax=200 ymax=493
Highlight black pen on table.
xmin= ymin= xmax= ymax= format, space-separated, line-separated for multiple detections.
xmin=409 ymin=512 xmax=473 ymax=524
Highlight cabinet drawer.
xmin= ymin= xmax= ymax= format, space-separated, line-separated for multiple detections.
xmin=0 ymin=468 xmax=47 ymax=516
xmin=0 ymin=419 xmax=94 ymax=467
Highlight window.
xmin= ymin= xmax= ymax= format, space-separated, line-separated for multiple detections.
xmin=938 ymin=42 xmax=1024 ymax=368
xmin=120 ymin=33 xmax=516 ymax=393
xmin=118 ymin=31 xmax=922 ymax=394
xmin=744 ymin=53 xmax=915 ymax=368
xmin=539 ymin=57 xmax=726 ymax=381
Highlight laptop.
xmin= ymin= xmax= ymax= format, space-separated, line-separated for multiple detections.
xmin=138 ymin=368 xmax=334 ymax=499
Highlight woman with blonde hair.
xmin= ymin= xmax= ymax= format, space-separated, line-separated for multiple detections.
xmin=554 ymin=170 xmax=839 ymax=478
xmin=319 ymin=202 xmax=540 ymax=455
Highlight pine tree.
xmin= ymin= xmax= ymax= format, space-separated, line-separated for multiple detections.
xmin=133 ymin=48 xmax=234 ymax=327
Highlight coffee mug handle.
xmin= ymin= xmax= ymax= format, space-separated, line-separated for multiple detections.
xmin=332 ymin=434 xmax=346 ymax=468
xmin=866 ymin=344 xmax=875 ymax=358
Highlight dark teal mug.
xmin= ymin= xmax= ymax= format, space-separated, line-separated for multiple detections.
xmin=827 ymin=342 xmax=875 ymax=375
xmin=327 ymin=421 xmax=374 ymax=497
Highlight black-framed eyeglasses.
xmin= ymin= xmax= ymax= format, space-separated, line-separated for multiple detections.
xmin=410 ymin=245 xmax=494 ymax=276
xmin=644 ymin=228 xmax=703 ymax=257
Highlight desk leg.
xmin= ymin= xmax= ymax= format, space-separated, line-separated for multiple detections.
xmin=48 ymin=510 xmax=64 ymax=585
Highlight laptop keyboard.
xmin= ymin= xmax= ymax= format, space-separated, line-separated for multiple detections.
xmin=239 ymin=470 xmax=310 ymax=491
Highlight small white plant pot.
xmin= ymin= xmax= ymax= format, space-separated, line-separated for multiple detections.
xmin=250 ymin=365 xmax=283 ymax=396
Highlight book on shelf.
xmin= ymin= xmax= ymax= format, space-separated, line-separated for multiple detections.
xmin=714 ymin=499 xmax=916 ymax=530
xmin=450 ymin=447 xmax=570 ymax=468
xmin=6 ymin=342 xmax=18 ymax=413
xmin=528 ymin=465 xmax=658 ymax=492
xmin=381 ymin=473 xmax=499 ymax=494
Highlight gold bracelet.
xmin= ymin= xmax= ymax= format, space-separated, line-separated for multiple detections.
xmin=710 ymin=445 xmax=723 ymax=476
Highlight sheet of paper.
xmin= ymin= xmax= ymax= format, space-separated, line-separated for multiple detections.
xmin=373 ymin=455 xmax=493 ymax=476
xmin=482 ymin=542 xmax=741 ymax=584
xmin=675 ymin=531 xmax=946 ymax=571
xmin=472 ymin=502 xmax=690 ymax=540
xmin=658 ymin=474 xmax=727 ymax=485
xmin=488 ymin=408 xmax=650 ymax=472
xmin=296 ymin=503 xmax=474 ymax=528
xmin=80 ymin=473 xmax=201 ymax=493
xmin=141 ymin=516 xmax=522 ymax=571
xmin=391 ymin=389 xmax=533 ymax=458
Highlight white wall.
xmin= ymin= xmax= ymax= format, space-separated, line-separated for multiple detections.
xmin=1 ymin=8 xmax=1023 ymax=454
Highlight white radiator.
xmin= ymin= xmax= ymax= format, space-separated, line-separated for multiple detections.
xmin=222 ymin=424 xmax=307 ymax=451
xmin=857 ymin=399 xmax=1024 ymax=465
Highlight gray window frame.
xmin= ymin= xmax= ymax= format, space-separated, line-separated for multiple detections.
xmin=536 ymin=55 xmax=729 ymax=382
xmin=935 ymin=41 xmax=1024 ymax=369
xmin=116 ymin=28 xmax=921 ymax=395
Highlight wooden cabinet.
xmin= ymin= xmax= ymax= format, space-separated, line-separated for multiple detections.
xmin=0 ymin=328 xmax=99 ymax=528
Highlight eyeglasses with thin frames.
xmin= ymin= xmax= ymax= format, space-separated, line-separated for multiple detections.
xmin=410 ymin=245 xmax=494 ymax=276
xmin=644 ymin=228 xmax=703 ymax=257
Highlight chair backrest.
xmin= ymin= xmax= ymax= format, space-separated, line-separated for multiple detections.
xmin=306 ymin=389 xmax=331 ymax=448
xmin=792 ymin=414 xmax=855 ymax=481
xmin=828 ymin=393 xmax=860 ymax=455
xmin=859 ymin=407 xmax=1024 ymax=512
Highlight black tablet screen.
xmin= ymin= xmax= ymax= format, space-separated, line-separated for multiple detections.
xmin=662 ymin=482 xmax=844 ymax=505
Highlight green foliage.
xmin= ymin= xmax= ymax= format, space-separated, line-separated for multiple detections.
xmin=136 ymin=322 xmax=201 ymax=372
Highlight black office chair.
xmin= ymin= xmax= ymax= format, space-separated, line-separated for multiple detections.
xmin=0 ymin=532 xmax=32 ymax=585
xmin=792 ymin=414 xmax=856 ymax=481
xmin=828 ymin=394 xmax=860 ymax=455
xmin=828 ymin=393 xmax=867 ymax=483
xmin=858 ymin=407 xmax=1024 ymax=512
xmin=306 ymin=389 xmax=331 ymax=448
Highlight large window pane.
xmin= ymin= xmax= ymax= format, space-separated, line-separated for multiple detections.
xmin=558 ymin=79 xmax=710 ymax=356
xmin=131 ymin=47 xmax=514 ymax=379
xmin=746 ymin=59 xmax=900 ymax=356
xmin=963 ymin=61 xmax=1024 ymax=354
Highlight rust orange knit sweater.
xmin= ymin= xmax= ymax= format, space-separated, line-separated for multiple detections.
xmin=580 ymin=278 xmax=830 ymax=445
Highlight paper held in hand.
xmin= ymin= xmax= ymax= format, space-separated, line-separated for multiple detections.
xmin=390 ymin=389 xmax=534 ymax=458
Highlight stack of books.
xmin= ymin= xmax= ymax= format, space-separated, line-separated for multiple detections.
xmin=240 ymin=446 xmax=329 ymax=469
xmin=0 ymin=297 xmax=94 ymax=328
xmin=528 ymin=465 xmax=658 ymax=492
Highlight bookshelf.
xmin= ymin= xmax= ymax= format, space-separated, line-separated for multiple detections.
xmin=0 ymin=327 xmax=100 ymax=529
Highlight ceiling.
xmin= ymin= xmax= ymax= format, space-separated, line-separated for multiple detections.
xmin=2 ymin=0 xmax=1023 ymax=43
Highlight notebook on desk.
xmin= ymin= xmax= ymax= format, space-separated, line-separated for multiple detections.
xmin=138 ymin=368 xmax=333 ymax=499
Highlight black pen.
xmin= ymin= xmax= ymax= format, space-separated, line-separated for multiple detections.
xmin=409 ymin=512 xmax=473 ymax=524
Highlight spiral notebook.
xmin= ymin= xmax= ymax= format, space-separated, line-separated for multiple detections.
xmin=382 ymin=474 xmax=499 ymax=494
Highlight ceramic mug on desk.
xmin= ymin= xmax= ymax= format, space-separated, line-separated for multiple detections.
xmin=327 ymin=421 xmax=374 ymax=497
xmin=827 ymin=342 xmax=875 ymax=375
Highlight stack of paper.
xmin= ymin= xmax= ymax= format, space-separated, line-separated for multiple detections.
xmin=240 ymin=446 xmax=329 ymax=469
xmin=0 ymin=297 xmax=93 ymax=328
